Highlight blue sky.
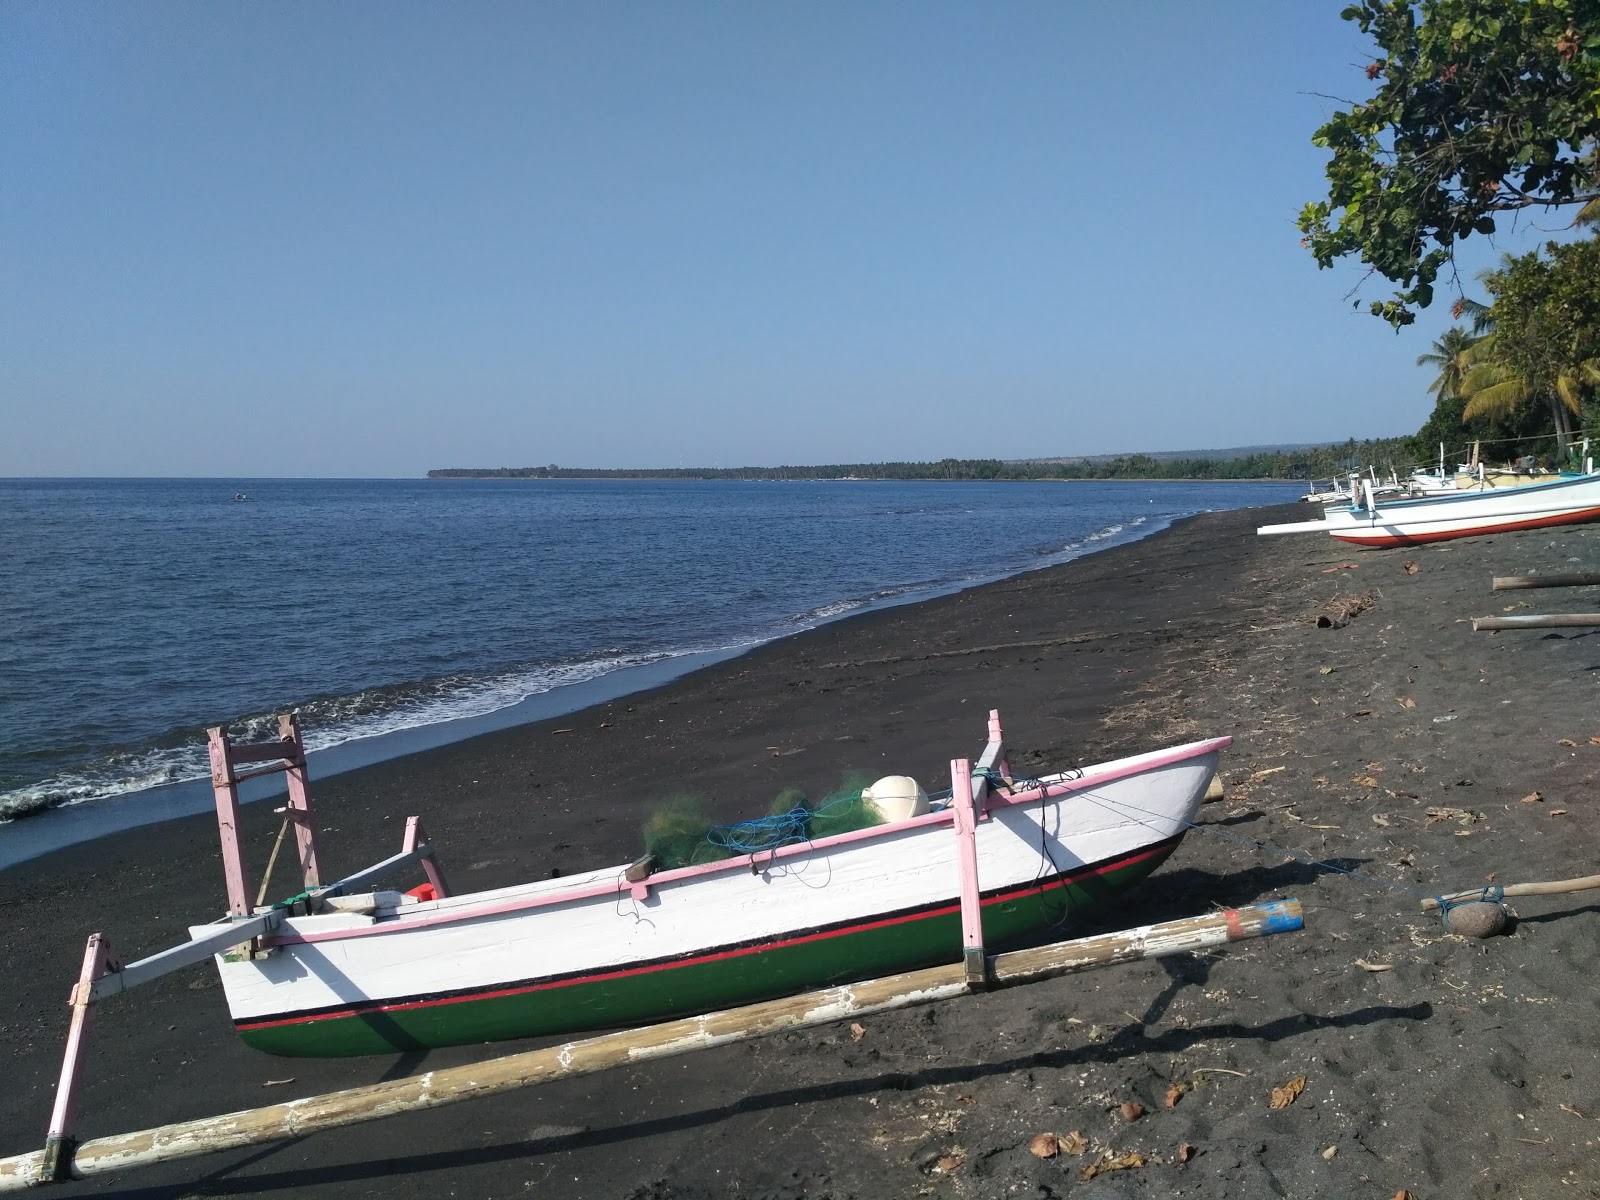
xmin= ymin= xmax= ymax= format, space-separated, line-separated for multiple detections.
xmin=0 ymin=3 xmax=1576 ymax=476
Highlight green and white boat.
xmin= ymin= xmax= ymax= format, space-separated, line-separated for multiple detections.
xmin=194 ymin=712 xmax=1227 ymax=1057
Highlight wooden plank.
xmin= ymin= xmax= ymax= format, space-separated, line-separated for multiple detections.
xmin=1472 ymin=613 xmax=1600 ymax=631
xmin=314 ymin=845 xmax=433 ymax=900
xmin=949 ymin=758 xmax=986 ymax=986
xmin=225 ymin=739 xmax=301 ymax=765
xmin=0 ymin=900 xmax=1301 ymax=1190
xmin=41 ymin=936 xmax=114 ymax=1181
xmin=1491 ymin=573 xmax=1600 ymax=591
xmin=403 ymin=817 xmax=450 ymax=898
xmin=87 ymin=913 xmax=282 ymax=1002
xmin=278 ymin=714 xmax=320 ymax=889
xmin=206 ymin=728 xmax=252 ymax=917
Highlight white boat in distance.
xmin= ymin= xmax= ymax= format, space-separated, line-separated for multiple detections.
xmin=1259 ymin=470 xmax=1600 ymax=548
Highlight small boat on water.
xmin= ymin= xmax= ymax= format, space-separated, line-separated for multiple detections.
xmin=1260 ymin=468 xmax=1600 ymax=547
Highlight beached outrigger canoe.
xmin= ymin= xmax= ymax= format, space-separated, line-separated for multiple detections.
xmin=1259 ymin=469 xmax=1600 ymax=547
xmin=13 ymin=712 xmax=1306 ymax=1190
xmin=206 ymin=713 xmax=1227 ymax=1056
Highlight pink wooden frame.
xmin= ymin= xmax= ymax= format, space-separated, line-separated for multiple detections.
xmin=42 ymin=933 xmax=119 ymax=1181
xmin=279 ymin=713 xmax=320 ymax=890
xmin=209 ymin=716 xmax=326 ymax=915
xmin=403 ymin=817 xmax=451 ymax=899
xmin=949 ymin=758 xmax=986 ymax=986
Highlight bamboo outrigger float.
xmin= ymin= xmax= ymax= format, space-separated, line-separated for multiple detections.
xmin=0 ymin=899 xmax=1304 ymax=1190
xmin=4 ymin=710 xmax=1306 ymax=1190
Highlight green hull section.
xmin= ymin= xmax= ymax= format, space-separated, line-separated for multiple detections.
xmin=238 ymin=841 xmax=1175 ymax=1057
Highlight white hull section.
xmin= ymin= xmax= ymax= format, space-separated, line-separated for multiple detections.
xmin=202 ymin=739 xmax=1225 ymax=1023
xmin=1259 ymin=472 xmax=1600 ymax=546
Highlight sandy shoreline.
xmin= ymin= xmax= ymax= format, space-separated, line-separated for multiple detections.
xmin=6 ymin=502 xmax=1600 ymax=1198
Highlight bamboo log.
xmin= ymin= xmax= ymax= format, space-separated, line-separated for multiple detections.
xmin=1492 ymin=574 xmax=1600 ymax=591
xmin=1472 ymin=613 xmax=1600 ymax=631
xmin=1421 ymin=875 xmax=1600 ymax=911
xmin=0 ymin=900 xmax=1302 ymax=1190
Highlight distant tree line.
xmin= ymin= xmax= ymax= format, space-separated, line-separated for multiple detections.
xmin=428 ymin=440 xmax=1417 ymax=483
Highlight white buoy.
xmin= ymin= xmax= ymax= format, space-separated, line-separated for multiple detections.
xmin=862 ymin=776 xmax=929 ymax=822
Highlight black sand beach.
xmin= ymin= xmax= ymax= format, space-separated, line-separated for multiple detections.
xmin=6 ymin=504 xmax=1600 ymax=1199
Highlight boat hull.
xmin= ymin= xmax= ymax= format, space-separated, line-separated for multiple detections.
xmin=208 ymin=739 xmax=1225 ymax=1057
xmin=237 ymin=838 xmax=1179 ymax=1056
xmin=1262 ymin=472 xmax=1600 ymax=547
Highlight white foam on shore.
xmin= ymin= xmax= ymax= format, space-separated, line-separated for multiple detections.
xmin=0 ymin=647 xmax=727 ymax=822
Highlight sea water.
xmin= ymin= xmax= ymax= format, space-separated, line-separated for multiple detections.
xmin=0 ymin=477 xmax=1297 ymax=848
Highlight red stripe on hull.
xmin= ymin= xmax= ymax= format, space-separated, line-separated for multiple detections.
xmin=235 ymin=839 xmax=1176 ymax=1033
xmin=1331 ymin=505 xmax=1600 ymax=548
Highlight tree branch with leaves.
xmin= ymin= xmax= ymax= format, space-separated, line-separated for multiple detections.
xmin=1300 ymin=0 xmax=1600 ymax=327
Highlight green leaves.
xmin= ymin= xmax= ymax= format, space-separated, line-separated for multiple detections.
xmin=1303 ymin=0 xmax=1600 ymax=326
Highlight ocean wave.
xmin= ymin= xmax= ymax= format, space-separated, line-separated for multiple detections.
xmin=1039 ymin=514 xmax=1151 ymax=560
xmin=0 ymin=648 xmax=704 ymax=823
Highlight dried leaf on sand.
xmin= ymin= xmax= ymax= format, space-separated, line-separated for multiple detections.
xmin=1081 ymin=1151 xmax=1147 ymax=1181
xmin=1164 ymin=1082 xmax=1187 ymax=1109
xmin=1059 ymin=1130 xmax=1089 ymax=1156
xmin=1269 ymin=1075 xmax=1307 ymax=1110
xmin=934 ymin=1154 xmax=963 ymax=1172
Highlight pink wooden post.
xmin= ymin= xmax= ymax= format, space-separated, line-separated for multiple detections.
xmin=207 ymin=726 xmax=253 ymax=917
xmin=403 ymin=816 xmax=451 ymax=899
xmin=278 ymin=713 xmax=321 ymax=889
xmin=949 ymin=758 xmax=987 ymax=987
xmin=987 ymin=708 xmax=1013 ymax=787
xmin=42 ymin=933 xmax=117 ymax=1182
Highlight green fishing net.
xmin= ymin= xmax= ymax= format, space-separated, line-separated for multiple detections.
xmin=642 ymin=774 xmax=887 ymax=871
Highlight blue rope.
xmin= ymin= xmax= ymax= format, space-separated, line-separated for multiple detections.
xmin=703 ymin=791 xmax=876 ymax=856
xmin=705 ymin=805 xmax=813 ymax=854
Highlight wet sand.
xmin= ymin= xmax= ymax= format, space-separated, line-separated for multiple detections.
xmin=5 ymin=504 xmax=1600 ymax=1198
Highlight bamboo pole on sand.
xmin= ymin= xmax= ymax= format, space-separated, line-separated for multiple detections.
xmin=1472 ymin=613 xmax=1600 ymax=631
xmin=0 ymin=900 xmax=1301 ymax=1191
xmin=1491 ymin=574 xmax=1600 ymax=591
xmin=1420 ymin=875 xmax=1600 ymax=911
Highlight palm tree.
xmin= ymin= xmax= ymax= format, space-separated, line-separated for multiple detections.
xmin=1458 ymin=333 xmax=1598 ymax=454
xmin=1416 ymin=326 xmax=1480 ymax=402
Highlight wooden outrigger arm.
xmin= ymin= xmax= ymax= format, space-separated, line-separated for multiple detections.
xmin=35 ymin=718 xmax=450 ymax=1184
xmin=2 ymin=899 xmax=1303 ymax=1190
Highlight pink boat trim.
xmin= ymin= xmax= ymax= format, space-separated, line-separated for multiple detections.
xmin=259 ymin=736 xmax=1230 ymax=949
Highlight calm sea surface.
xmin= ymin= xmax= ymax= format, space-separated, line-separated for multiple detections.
xmin=0 ymin=478 xmax=1298 ymax=826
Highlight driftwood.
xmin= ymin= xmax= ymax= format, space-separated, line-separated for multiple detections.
xmin=1315 ymin=591 xmax=1376 ymax=629
xmin=1492 ymin=574 xmax=1600 ymax=591
xmin=0 ymin=901 xmax=1302 ymax=1190
xmin=1471 ymin=613 xmax=1600 ymax=632
xmin=1421 ymin=874 xmax=1600 ymax=911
